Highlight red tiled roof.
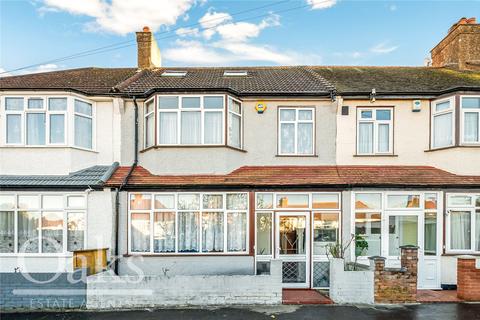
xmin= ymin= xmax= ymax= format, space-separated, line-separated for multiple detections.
xmin=106 ymin=165 xmax=480 ymax=188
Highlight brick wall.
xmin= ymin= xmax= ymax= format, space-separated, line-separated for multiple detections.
xmin=370 ymin=246 xmax=418 ymax=303
xmin=457 ymin=256 xmax=480 ymax=301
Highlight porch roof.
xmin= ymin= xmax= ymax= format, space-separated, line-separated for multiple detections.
xmin=105 ymin=165 xmax=480 ymax=188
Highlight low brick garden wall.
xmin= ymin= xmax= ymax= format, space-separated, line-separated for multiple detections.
xmin=457 ymin=256 xmax=480 ymax=301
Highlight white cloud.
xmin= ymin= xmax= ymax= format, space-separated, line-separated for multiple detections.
xmin=176 ymin=27 xmax=200 ymax=37
xmin=307 ymin=0 xmax=337 ymax=10
xmin=40 ymin=0 xmax=195 ymax=35
xmin=0 ymin=68 xmax=12 ymax=77
xmin=370 ymin=42 xmax=398 ymax=54
xmin=30 ymin=63 xmax=60 ymax=73
xmin=199 ymin=10 xmax=232 ymax=39
xmin=215 ymin=14 xmax=280 ymax=42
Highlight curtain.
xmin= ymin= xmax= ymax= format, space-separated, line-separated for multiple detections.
xmin=159 ymin=112 xmax=177 ymax=144
xmin=28 ymin=98 xmax=43 ymax=109
xmin=464 ymin=112 xmax=479 ymax=142
xmin=50 ymin=114 xmax=65 ymax=144
xmin=5 ymin=97 xmax=24 ymax=111
xmin=67 ymin=212 xmax=85 ymax=252
xmin=181 ymin=111 xmax=201 ymax=144
xmin=131 ymin=213 xmax=150 ymax=252
xmin=18 ymin=211 xmax=39 ymax=253
xmin=433 ymin=112 xmax=452 ymax=148
xmin=178 ymin=212 xmax=199 ymax=252
xmin=378 ymin=123 xmax=390 ymax=152
xmin=228 ymin=113 xmax=241 ymax=148
xmin=48 ymin=98 xmax=67 ymax=111
xmin=358 ymin=122 xmax=373 ymax=153
xmin=280 ymin=123 xmax=295 ymax=154
xmin=0 ymin=212 xmax=14 ymax=253
xmin=227 ymin=212 xmax=246 ymax=252
xmin=202 ymin=212 xmax=224 ymax=252
xmin=154 ymin=212 xmax=175 ymax=253
xmin=451 ymin=211 xmax=471 ymax=250
xmin=145 ymin=113 xmax=155 ymax=147
xmin=42 ymin=212 xmax=63 ymax=253
xmin=27 ymin=113 xmax=46 ymax=145
xmin=74 ymin=115 xmax=92 ymax=149
xmin=6 ymin=115 xmax=21 ymax=144
xmin=204 ymin=112 xmax=223 ymax=144
xmin=74 ymin=100 xmax=92 ymax=116
xmin=297 ymin=123 xmax=313 ymax=154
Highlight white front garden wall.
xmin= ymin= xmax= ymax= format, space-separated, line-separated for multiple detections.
xmin=329 ymin=258 xmax=374 ymax=304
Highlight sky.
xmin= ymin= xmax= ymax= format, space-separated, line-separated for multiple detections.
xmin=0 ymin=0 xmax=479 ymax=76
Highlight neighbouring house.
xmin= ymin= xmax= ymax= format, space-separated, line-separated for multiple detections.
xmin=1 ymin=17 xmax=480 ymax=296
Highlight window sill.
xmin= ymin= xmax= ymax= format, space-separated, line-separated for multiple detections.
xmin=0 ymin=253 xmax=74 ymax=258
xmin=275 ymin=154 xmax=318 ymax=158
xmin=0 ymin=145 xmax=98 ymax=153
xmin=123 ymin=253 xmax=250 ymax=257
xmin=442 ymin=252 xmax=480 ymax=256
xmin=425 ymin=145 xmax=480 ymax=152
xmin=140 ymin=145 xmax=247 ymax=153
xmin=353 ymin=154 xmax=398 ymax=157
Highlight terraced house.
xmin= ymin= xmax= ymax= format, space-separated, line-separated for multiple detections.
xmin=1 ymin=18 xmax=480 ymax=294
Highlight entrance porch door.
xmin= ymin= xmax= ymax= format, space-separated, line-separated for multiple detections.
xmin=276 ymin=212 xmax=310 ymax=288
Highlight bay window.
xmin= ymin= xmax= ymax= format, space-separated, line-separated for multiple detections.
xmin=278 ymin=108 xmax=315 ymax=155
xmin=357 ymin=108 xmax=393 ymax=155
xmin=447 ymin=194 xmax=480 ymax=252
xmin=431 ymin=98 xmax=454 ymax=148
xmin=0 ymin=193 xmax=86 ymax=254
xmin=461 ymin=97 xmax=480 ymax=144
xmin=128 ymin=192 xmax=248 ymax=254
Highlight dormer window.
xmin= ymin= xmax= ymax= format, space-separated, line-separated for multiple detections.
xmin=223 ymin=70 xmax=248 ymax=77
xmin=161 ymin=71 xmax=187 ymax=77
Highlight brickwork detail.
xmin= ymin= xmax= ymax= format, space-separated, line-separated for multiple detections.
xmin=457 ymin=257 xmax=480 ymax=301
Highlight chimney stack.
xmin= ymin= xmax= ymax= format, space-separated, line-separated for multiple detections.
xmin=430 ymin=17 xmax=480 ymax=71
xmin=136 ymin=26 xmax=162 ymax=69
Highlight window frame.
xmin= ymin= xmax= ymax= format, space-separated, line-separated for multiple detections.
xmin=227 ymin=96 xmax=243 ymax=149
xmin=73 ymin=97 xmax=95 ymax=150
xmin=277 ymin=107 xmax=315 ymax=156
xmin=460 ymin=95 xmax=480 ymax=145
xmin=144 ymin=96 xmax=156 ymax=149
xmin=431 ymin=97 xmax=455 ymax=149
xmin=356 ymin=107 xmax=394 ymax=155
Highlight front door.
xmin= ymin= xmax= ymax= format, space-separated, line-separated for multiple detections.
xmin=276 ymin=212 xmax=310 ymax=288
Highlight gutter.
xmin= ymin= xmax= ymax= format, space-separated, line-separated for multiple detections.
xmin=113 ymin=96 xmax=139 ymax=275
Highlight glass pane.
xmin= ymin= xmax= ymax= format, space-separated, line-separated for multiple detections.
xmin=425 ymin=212 xmax=437 ymax=256
xmin=182 ymin=97 xmax=200 ymax=109
xmin=464 ymin=112 xmax=479 ymax=142
xmin=0 ymin=212 xmax=15 ymax=253
xmin=355 ymin=212 xmax=381 ymax=256
xmin=256 ymin=194 xmax=273 ymax=209
xmin=154 ymin=195 xmax=175 ymax=209
xmin=312 ymin=194 xmax=339 ymax=209
xmin=28 ymin=98 xmax=44 ymax=109
xmin=277 ymin=194 xmax=309 ymax=209
xmin=256 ymin=212 xmax=272 ymax=255
xmin=297 ymin=123 xmax=313 ymax=154
xmin=360 ymin=110 xmax=372 ymax=119
xmin=377 ymin=123 xmax=389 ymax=152
xmin=159 ymin=112 xmax=178 ymax=144
xmin=18 ymin=195 xmax=39 ymax=209
xmin=280 ymin=109 xmax=295 ymax=121
xmin=448 ymin=195 xmax=472 ymax=206
xmin=228 ymin=113 xmax=241 ymax=148
xmin=42 ymin=212 xmax=64 ymax=253
xmin=67 ymin=196 xmax=85 ymax=208
xmin=228 ymin=98 xmax=241 ymax=113
xmin=298 ymin=109 xmax=312 ymax=120
xmin=477 ymin=196 xmax=480 ymax=207
xmin=376 ymin=109 xmax=391 ymax=120
xmin=279 ymin=216 xmax=306 ymax=254
xmin=74 ymin=115 xmax=92 ymax=149
xmin=154 ymin=212 xmax=175 ymax=253
xmin=450 ymin=211 xmax=471 ymax=250
xmin=43 ymin=195 xmax=63 ymax=209
xmin=18 ymin=211 xmax=39 ymax=253
xmin=49 ymin=98 xmax=67 ymax=111
xmin=145 ymin=100 xmax=154 ymax=114
xmin=205 ymin=96 xmax=224 ymax=109
xmin=74 ymin=100 xmax=92 ymax=116
xmin=280 ymin=123 xmax=295 ymax=154
xmin=50 ymin=114 xmax=65 ymax=144
xmin=313 ymin=212 xmax=339 ymax=255
xmin=256 ymin=261 xmax=270 ymax=275
xmin=313 ymin=261 xmax=330 ymax=287
xmin=202 ymin=212 xmax=224 ymax=252
xmin=130 ymin=194 xmax=152 ymax=210
xmin=178 ymin=194 xmax=200 ymax=210
xmin=181 ymin=111 xmax=201 ymax=144
xmin=5 ymin=97 xmax=24 ymax=110
xmin=204 ymin=112 xmax=223 ymax=144
xmin=436 ymin=101 xmax=450 ymax=112
xmin=203 ymin=194 xmax=223 ymax=209
xmin=145 ymin=113 xmax=155 ymax=147
xmin=282 ymin=261 xmax=306 ymax=283
xmin=227 ymin=212 xmax=246 ymax=252
xmin=226 ymin=193 xmax=247 ymax=210
xmin=388 ymin=216 xmax=418 ymax=256
xmin=0 ymin=195 xmax=15 ymax=210
xmin=387 ymin=194 xmax=420 ymax=208
xmin=476 ymin=210 xmax=480 ymax=251
xmin=6 ymin=115 xmax=22 ymax=144
xmin=159 ymin=96 xmax=179 ymax=109
xmin=462 ymin=97 xmax=480 ymax=109
xmin=67 ymin=212 xmax=85 ymax=251
xmin=178 ymin=211 xmax=199 ymax=252
xmin=358 ymin=122 xmax=373 ymax=154
xmin=27 ymin=113 xmax=46 ymax=145
xmin=425 ymin=193 xmax=437 ymax=210
xmin=433 ymin=113 xmax=453 ymax=148
xmin=355 ymin=193 xmax=381 ymax=210
xmin=131 ymin=213 xmax=150 ymax=252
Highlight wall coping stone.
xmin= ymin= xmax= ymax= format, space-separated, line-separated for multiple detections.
xmin=399 ymin=245 xmax=419 ymax=249
xmin=368 ymin=256 xmax=386 ymax=261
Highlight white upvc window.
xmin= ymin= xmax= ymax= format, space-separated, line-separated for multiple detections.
xmin=460 ymin=96 xmax=480 ymax=144
xmin=144 ymin=97 xmax=155 ymax=148
xmin=431 ymin=97 xmax=455 ymax=149
xmin=228 ymin=97 xmax=242 ymax=149
xmin=446 ymin=193 xmax=480 ymax=253
xmin=128 ymin=192 xmax=249 ymax=255
xmin=278 ymin=107 xmax=315 ymax=155
xmin=356 ymin=108 xmax=393 ymax=155
xmin=0 ymin=193 xmax=87 ymax=255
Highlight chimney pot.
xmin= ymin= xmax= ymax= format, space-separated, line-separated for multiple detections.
xmin=143 ymin=26 xmax=150 ymax=32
